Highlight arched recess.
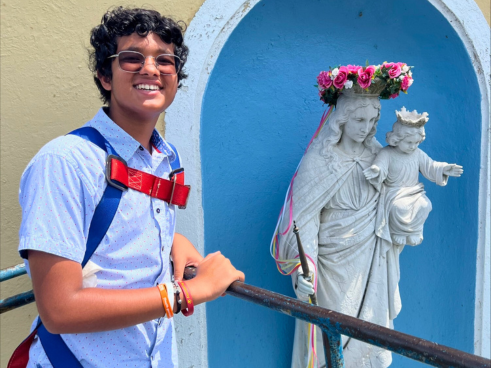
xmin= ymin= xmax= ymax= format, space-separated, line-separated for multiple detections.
xmin=165 ymin=0 xmax=490 ymax=366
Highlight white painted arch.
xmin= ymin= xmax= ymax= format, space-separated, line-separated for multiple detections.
xmin=165 ymin=0 xmax=490 ymax=365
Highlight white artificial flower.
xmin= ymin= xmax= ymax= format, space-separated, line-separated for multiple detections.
xmin=402 ymin=65 xmax=409 ymax=73
xmin=408 ymin=78 xmax=414 ymax=86
xmin=398 ymin=75 xmax=405 ymax=81
xmin=408 ymin=70 xmax=412 ymax=77
xmin=331 ymin=68 xmax=339 ymax=77
xmin=344 ymin=80 xmax=353 ymax=89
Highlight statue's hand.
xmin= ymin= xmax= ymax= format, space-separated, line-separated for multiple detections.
xmin=363 ymin=165 xmax=380 ymax=180
xmin=295 ymin=266 xmax=315 ymax=302
xmin=443 ymin=164 xmax=463 ymax=177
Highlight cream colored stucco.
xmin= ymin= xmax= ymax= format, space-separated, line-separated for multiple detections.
xmin=0 ymin=0 xmax=489 ymax=366
xmin=0 ymin=1 xmax=205 ymax=365
xmin=476 ymin=0 xmax=491 ymax=23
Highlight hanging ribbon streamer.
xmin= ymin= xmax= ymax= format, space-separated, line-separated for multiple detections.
xmin=269 ymin=106 xmax=334 ymax=368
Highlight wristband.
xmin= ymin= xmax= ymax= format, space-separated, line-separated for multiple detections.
xmin=157 ymin=284 xmax=173 ymax=319
xmin=164 ymin=283 xmax=175 ymax=317
xmin=177 ymin=281 xmax=194 ymax=317
xmin=173 ymin=281 xmax=182 ymax=314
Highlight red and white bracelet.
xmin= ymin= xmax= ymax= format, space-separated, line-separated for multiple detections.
xmin=177 ymin=281 xmax=194 ymax=317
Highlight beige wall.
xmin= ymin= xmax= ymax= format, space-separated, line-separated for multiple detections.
xmin=476 ymin=0 xmax=491 ymax=24
xmin=0 ymin=0 xmax=489 ymax=366
xmin=0 ymin=1 xmax=205 ymax=365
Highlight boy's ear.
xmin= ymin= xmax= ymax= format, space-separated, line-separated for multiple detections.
xmin=97 ymin=71 xmax=112 ymax=91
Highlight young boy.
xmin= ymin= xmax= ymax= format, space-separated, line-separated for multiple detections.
xmin=16 ymin=7 xmax=244 ymax=367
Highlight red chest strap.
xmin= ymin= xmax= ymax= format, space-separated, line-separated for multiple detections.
xmin=106 ymin=155 xmax=190 ymax=209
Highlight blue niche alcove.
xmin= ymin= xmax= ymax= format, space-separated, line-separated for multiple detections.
xmin=200 ymin=0 xmax=481 ymax=366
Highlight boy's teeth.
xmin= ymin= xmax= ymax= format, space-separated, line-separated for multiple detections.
xmin=136 ymin=84 xmax=159 ymax=90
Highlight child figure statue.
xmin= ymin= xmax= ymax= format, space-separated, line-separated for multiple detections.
xmin=363 ymin=107 xmax=463 ymax=246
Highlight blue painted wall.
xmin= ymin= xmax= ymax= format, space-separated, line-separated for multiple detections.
xmin=201 ymin=0 xmax=481 ymax=366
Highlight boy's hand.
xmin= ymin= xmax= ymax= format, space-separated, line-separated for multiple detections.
xmin=171 ymin=233 xmax=204 ymax=282
xmin=363 ymin=165 xmax=380 ymax=180
xmin=443 ymin=164 xmax=463 ymax=177
xmin=185 ymin=251 xmax=245 ymax=305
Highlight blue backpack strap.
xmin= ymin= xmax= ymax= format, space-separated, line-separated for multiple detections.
xmin=37 ymin=326 xmax=81 ymax=367
xmin=37 ymin=127 xmax=123 ymax=368
xmin=69 ymin=127 xmax=123 ymax=267
xmin=167 ymin=142 xmax=181 ymax=172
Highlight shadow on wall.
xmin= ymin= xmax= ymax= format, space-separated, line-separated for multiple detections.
xmin=201 ymin=0 xmax=481 ymax=367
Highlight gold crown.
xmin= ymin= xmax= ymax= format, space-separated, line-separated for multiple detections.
xmin=396 ymin=107 xmax=428 ymax=127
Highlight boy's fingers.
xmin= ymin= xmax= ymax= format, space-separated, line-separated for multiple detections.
xmin=200 ymin=251 xmax=221 ymax=264
xmin=237 ymin=271 xmax=245 ymax=283
xmin=173 ymin=262 xmax=185 ymax=282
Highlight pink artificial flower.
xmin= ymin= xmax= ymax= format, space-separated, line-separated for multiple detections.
xmin=365 ymin=65 xmax=376 ymax=78
xmin=389 ymin=92 xmax=400 ymax=99
xmin=347 ymin=65 xmax=362 ymax=74
xmin=357 ymin=69 xmax=372 ymax=89
xmin=388 ymin=64 xmax=402 ymax=79
xmin=383 ymin=62 xmax=394 ymax=70
xmin=317 ymin=71 xmax=333 ymax=89
xmin=333 ymin=66 xmax=349 ymax=89
xmin=401 ymin=75 xmax=412 ymax=91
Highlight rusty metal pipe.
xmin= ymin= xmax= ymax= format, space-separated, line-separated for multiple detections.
xmin=225 ymin=281 xmax=490 ymax=368
xmin=0 ymin=290 xmax=35 ymax=314
xmin=1 ymin=266 xmax=489 ymax=368
xmin=183 ymin=267 xmax=489 ymax=368
xmin=0 ymin=264 xmax=27 ymax=282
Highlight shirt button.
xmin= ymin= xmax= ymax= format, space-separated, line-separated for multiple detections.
xmin=139 ymin=146 xmax=144 ymax=151
xmin=161 ymin=246 xmax=165 ymax=251
xmin=156 ymin=208 xmax=161 ymax=213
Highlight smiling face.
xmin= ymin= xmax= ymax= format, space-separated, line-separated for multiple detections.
xmin=98 ymin=32 xmax=178 ymax=123
xmin=395 ymin=133 xmax=422 ymax=154
xmin=342 ymin=104 xmax=379 ymax=144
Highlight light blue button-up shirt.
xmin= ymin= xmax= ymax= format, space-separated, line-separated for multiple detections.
xmin=19 ymin=108 xmax=179 ymax=368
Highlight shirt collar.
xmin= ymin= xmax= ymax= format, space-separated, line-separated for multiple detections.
xmin=86 ymin=108 xmax=176 ymax=163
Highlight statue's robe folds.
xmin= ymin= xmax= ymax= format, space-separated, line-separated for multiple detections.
xmin=278 ymin=143 xmax=402 ymax=368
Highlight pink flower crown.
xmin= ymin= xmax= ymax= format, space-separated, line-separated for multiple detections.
xmin=316 ymin=62 xmax=414 ymax=106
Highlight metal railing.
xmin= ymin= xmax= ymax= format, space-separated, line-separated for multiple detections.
xmin=2 ymin=263 xmax=490 ymax=368
xmin=0 ymin=264 xmax=35 ymax=314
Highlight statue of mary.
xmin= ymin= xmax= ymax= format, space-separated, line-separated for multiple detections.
xmin=271 ymin=64 xmax=414 ymax=368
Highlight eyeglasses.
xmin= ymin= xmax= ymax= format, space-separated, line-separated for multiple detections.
xmin=108 ymin=51 xmax=182 ymax=75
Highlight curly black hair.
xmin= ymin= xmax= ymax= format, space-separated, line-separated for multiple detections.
xmin=89 ymin=7 xmax=189 ymax=104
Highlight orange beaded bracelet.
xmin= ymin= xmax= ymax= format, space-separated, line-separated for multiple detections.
xmin=157 ymin=284 xmax=174 ymax=319
xmin=177 ymin=281 xmax=194 ymax=317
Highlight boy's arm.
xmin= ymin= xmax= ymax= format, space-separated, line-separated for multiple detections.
xmin=29 ymin=250 xmax=164 ymax=334
xmin=29 ymin=249 xmax=243 ymax=334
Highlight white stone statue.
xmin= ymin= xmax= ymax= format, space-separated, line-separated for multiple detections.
xmin=363 ymin=107 xmax=463 ymax=246
xmin=271 ymin=64 xmax=418 ymax=368
xmin=274 ymin=93 xmax=396 ymax=368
